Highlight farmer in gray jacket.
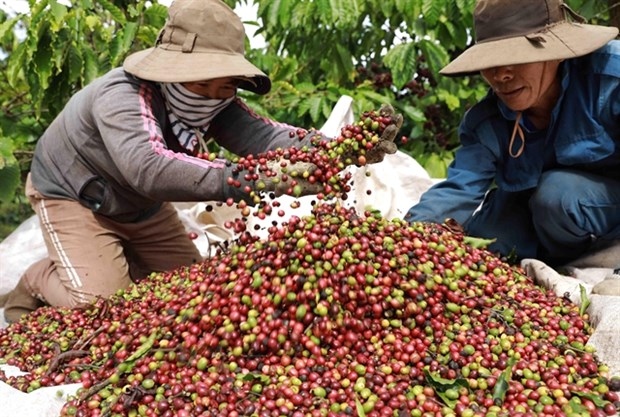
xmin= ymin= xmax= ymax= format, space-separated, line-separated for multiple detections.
xmin=0 ymin=0 xmax=400 ymax=323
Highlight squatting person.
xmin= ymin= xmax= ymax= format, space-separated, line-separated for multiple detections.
xmin=406 ymin=0 xmax=620 ymax=268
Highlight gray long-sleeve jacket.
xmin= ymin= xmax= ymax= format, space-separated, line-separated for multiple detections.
xmin=30 ymin=68 xmax=318 ymax=222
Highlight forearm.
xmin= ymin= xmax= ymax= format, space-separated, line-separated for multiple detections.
xmin=208 ymin=99 xmax=327 ymax=157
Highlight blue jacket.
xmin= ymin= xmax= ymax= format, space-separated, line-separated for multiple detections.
xmin=407 ymin=40 xmax=620 ymax=225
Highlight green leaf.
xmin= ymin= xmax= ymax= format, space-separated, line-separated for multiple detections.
xmin=33 ymin=32 xmax=54 ymax=91
xmin=82 ymin=47 xmax=100 ymax=85
xmin=6 ymin=43 xmax=27 ymax=87
xmin=144 ymin=3 xmax=169 ymax=27
xmin=307 ymin=96 xmax=323 ymax=124
xmin=579 ymin=284 xmax=590 ymax=316
xmin=98 ymin=0 xmax=127 ymax=24
xmin=492 ymin=357 xmax=516 ymax=405
xmin=314 ymin=0 xmax=331 ymax=26
xmin=295 ymin=93 xmax=322 ymax=122
xmin=565 ymin=397 xmax=591 ymax=414
xmin=401 ymin=104 xmax=426 ymax=123
xmin=456 ymin=0 xmax=476 ymax=12
xmin=109 ymin=33 xmax=123 ymax=66
xmin=263 ymin=0 xmax=287 ymax=28
xmin=395 ymin=0 xmax=421 ymax=17
xmin=30 ymin=0 xmax=50 ymax=16
xmin=241 ymin=373 xmax=271 ymax=384
xmin=436 ymin=89 xmax=463 ymax=112
xmin=0 ymin=16 xmax=20 ymax=41
xmin=570 ymin=390 xmax=610 ymax=408
xmin=0 ymin=163 xmax=20 ymax=203
xmin=49 ymin=1 xmax=69 ymax=31
xmin=423 ymin=153 xmax=449 ymax=178
xmin=67 ymin=43 xmax=84 ymax=85
xmin=0 ymin=135 xmax=13 ymax=160
xmin=358 ymin=89 xmax=394 ymax=106
xmin=331 ymin=42 xmax=355 ymax=84
xmin=126 ymin=330 xmax=157 ymax=362
xmin=51 ymin=30 xmax=69 ymax=72
xmin=293 ymin=82 xmax=318 ymax=94
xmin=422 ymin=0 xmax=442 ymax=26
xmin=418 ymin=38 xmax=450 ymax=77
xmin=463 ymin=235 xmax=496 ymax=248
xmin=84 ymin=15 xmax=101 ymax=31
xmin=121 ymin=22 xmax=139 ymax=52
xmin=384 ymin=42 xmax=417 ymax=89
xmin=320 ymin=99 xmax=334 ymax=124
xmin=355 ymin=396 xmax=366 ymax=417
xmin=78 ymin=0 xmax=94 ymax=10
xmin=424 ymin=369 xmax=469 ymax=408
xmin=329 ymin=0 xmax=360 ymax=27
xmin=438 ymin=19 xmax=457 ymax=43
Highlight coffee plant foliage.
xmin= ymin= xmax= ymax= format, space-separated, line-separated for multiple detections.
xmin=0 ymin=0 xmax=613 ymax=217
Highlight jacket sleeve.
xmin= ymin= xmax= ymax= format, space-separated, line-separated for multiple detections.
xmin=207 ymin=98 xmax=324 ymax=156
xmin=90 ymin=79 xmax=251 ymax=204
xmin=405 ymin=116 xmax=498 ymax=225
xmin=92 ymin=81 xmax=327 ymax=205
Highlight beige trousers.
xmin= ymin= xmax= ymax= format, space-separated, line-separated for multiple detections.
xmin=22 ymin=175 xmax=202 ymax=308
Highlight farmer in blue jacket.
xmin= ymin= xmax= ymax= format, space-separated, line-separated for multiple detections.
xmin=406 ymin=0 xmax=620 ymax=267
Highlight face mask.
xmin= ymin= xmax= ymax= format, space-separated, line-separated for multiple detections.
xmin=161 ymin=82 xmax=234 ymax=153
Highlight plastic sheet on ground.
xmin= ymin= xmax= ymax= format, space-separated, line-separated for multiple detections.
xmin=522 ymin=242 xmax=620 ymax=379
xmin=0 ymin=363 xmax=80 ymax=417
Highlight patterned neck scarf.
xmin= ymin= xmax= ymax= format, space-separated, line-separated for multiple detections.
xmin=160 ymin=82 xmax=234 ymax=154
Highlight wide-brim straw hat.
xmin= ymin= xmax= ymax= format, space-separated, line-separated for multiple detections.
xmin=123 ymin=0 xmax=271 ymax=94
xmin=441 ymin=0 xmax=619 ymax=76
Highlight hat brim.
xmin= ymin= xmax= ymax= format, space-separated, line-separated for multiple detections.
xmin=440 ymin=22 xmax=618 ymax=76
xmin=123 ymin=47 xmax=271 ymax=95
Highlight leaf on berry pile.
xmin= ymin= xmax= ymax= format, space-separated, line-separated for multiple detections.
xmin=423 ymin=369 xmax=469 ymax=408
xmin=570 ymin=390 xmax=611 ymax=408
xmin=492 ymin=357 xmax=516 ymax=405
xmin=579 ymin=284 xmax=590 ymax=317
xmin=355 ymin=397 xmax=366 ymax=417
xmin=565 ymin=397 xmax=592 ymax=414
xmin=462 ymin=235 xmax=496 ymax=249
xmin=241 ymin=373 xmax=270 ymax=384
xmin=126 ymin=330 xmax=157 ymax=362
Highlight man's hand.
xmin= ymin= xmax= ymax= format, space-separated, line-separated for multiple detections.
xmin=256 ymin=158 xmax=323 ymax=197
xmin=340 ymin=103 xmax=404 ymax=166
xmin=364 ymin=103 xmax=403 ymax=164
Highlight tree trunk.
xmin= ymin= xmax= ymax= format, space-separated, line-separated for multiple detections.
xmin=610 ymin=0 xmax=620 ymax=29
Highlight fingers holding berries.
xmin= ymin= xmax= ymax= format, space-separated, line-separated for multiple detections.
xmin=223 ymin=103 xmax=405 ymax=203
xmin=336 ymin=103 xmax=404 ymax=166
xmin=379 ymin=103 xmax=404 ymax=129
xmin=364 ymin=137 xmax=398 ymax=164
xmin=361 ymin=103 xmax=404 ymax=164
xmin=257 ymin=159 xmax=323 ymax=197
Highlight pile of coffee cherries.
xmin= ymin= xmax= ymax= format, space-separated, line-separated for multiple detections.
xmin=0 ymin=202 xmax=618 ymax=417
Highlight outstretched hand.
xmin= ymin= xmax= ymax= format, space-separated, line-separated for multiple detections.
xmin=255 ymin=158 xmax=323 ymax=197
xmin=362 ymin=104 xmax=403 ymax=164
xmin=339 ymin=103 xmax=404 ymax=166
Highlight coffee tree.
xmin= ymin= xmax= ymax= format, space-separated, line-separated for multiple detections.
xmin=0 ymin=0 xmax=165 ymax=236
